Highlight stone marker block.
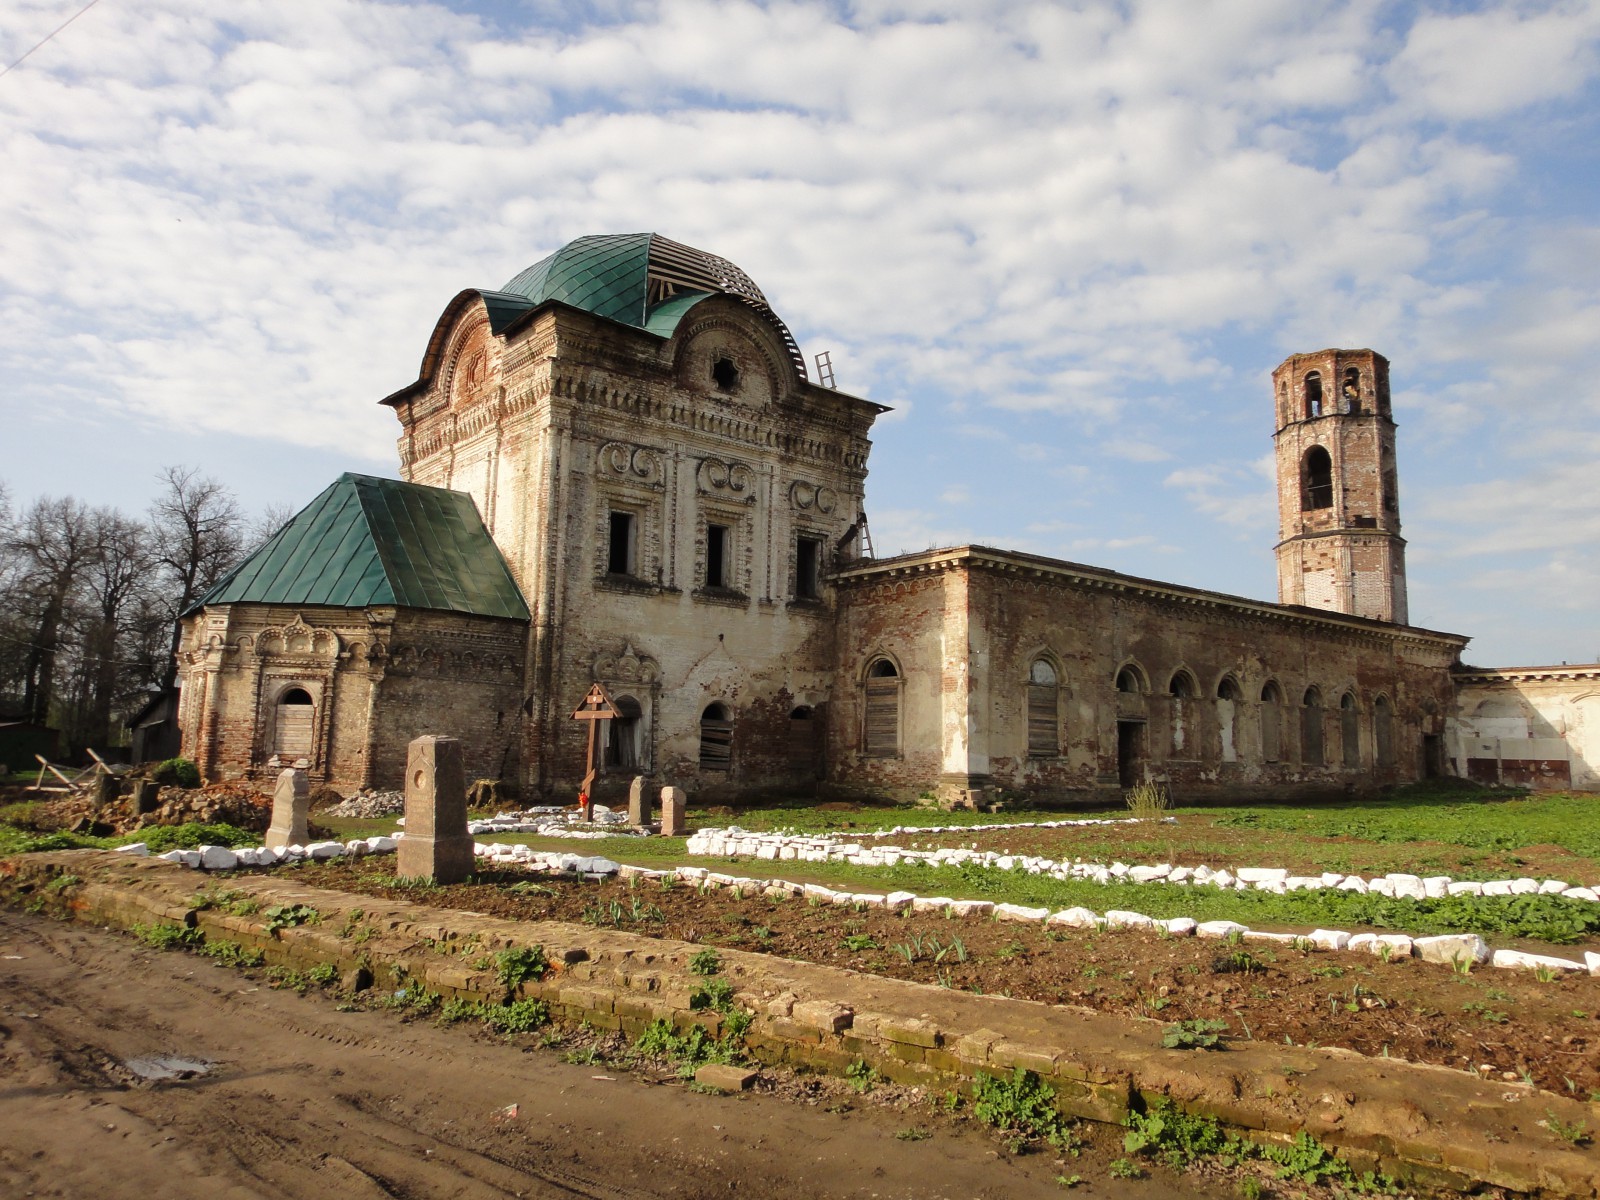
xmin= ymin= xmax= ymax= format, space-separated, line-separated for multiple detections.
xmin=627 ymin=775 xmax=651 ymax=825
xmin=396 ymin=735 xmax=474 ymax=884
xmin=92 ymin=771 xmax=121 ymax=807
xmin=265 ymin=766 xmax=310 ymax=848
xmin=693 ymin=1063 xmax=758 ymax=1092
xmin=132 ymin=778 xmax=161 ymax=815
xmin=659 ymin=786 xmax=687 ymax=837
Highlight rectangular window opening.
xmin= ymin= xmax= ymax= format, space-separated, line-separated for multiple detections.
xmin=607 ymin=511 xmax=635 ymax=576
xmin=706 ymin=523 xmax=730 ymax=589
xmin=796 ymin=536 xmax=823 ymax=599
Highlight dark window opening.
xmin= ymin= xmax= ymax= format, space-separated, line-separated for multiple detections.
xmin=1216 ymin=678 xmax=1243 ymax=702
xmin=1341 ymin=367 xmax=1361 ymax=413
xmin=1260 ymin=682 xmax=1282 ymax=762
xmin=711 ymin=357 xmax=740 ymax=392
xmin=1116 ymin=666 xmax=1143 ymax=693
xmin=1169 ymin=672 xmax=1195 ymax=699
xmin=1116 ymin=720 xmax=1144 ymax=788
xmin=788 ymin=705 xmax=820 ymax=775
xmin=706 ymin=523 xmax=730 ymax=588
xmin=1301 ymin=687 xmax=1324 ymax=765
xmin=1374 ymin=696 xmax=1394 ymax=768
xmin=607 ymin=511 xmax=635 ymax=575
xmin=1305 ymin=372 xmax=1323 ymax=418
xmin=1302 ymin=446 xmax=1333 ymax=510
xmin=699 ymin=703 xmax=733 ymax=771
xmin=1028 ymin=659 xmax=1059 ymax=757
xmin=796 ymin=535 xmax=823 ymax=599
xmin=605 ymin=695 xmax=643 ymax=770
xmin=274 ymin=687 xmax=314 ymax=760
xmin=1340 ymin=692 xmax=1360 ymax=768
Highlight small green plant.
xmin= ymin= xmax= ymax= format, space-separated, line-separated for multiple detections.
xmin=1543 ymin=1111 xmax=1591 ymax=1146
xmin=688 ymin=948 xmax=722 ymax=976
xmin=199 ymin=939 xmax=265 ymax=968
xmin=1161 ymin=1019 xmax=1229 ymax=1050
xmin=562 ymin=1044 xmax=605 ymax=1065
xmin=895 ymin=1126 xmax=930 ymax=1141
xmin=1237 ymin=1176 xmax=1263 ymax=1199
xmin=132 ymin=921 xmax=203 ymax=950
xmin=307 ymin=961 xmax=338 ymax=987
xmin=152 ymin=757 xmax=201 ymax=788
xmin=263 ymin=903 xmax=321 ymax=934
xmin=1055 ymin=1175 xmax=1082 ymax=1189
xmin=46 ymin=873 xmax=80 ymax=891
xmin=691 ymin=977 xmax=736 ymax=1012
xmin=266 ymin=965 xmax=313 ymax=994
xmin=634 ymin=1018 xmax=742 ymax=1074
xmin=438 ymin=997 xmax=484 ymax=1025
xmin=1534 ymin=963 xmax=1559 ymax=983
xmin=841 ymin=934 xmax=879 ymax=951
xmin=483 ymin=998 xmax=550 ymax=1035
xmin=971 ymin=1068 xmax=1080 ymax=1154
xmin=1461 ymin=1001 xmax=1509 ymax=1024
xmin=1108 ymin=1158 xmax=1141 ymax=1178
xmin=844 ymin=1058 xmax=879 ymax=1093
xmin=1124 ymin=780 xmax=1171 ymax=821
xmin=1124 ymin=1101 xmax=1240 ymax=1170
xmin=495 ymin=945 xmax=549 ymax=993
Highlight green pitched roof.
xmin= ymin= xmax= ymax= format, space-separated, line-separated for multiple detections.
xmin=193 ymin=474 xmax=529 ymax=621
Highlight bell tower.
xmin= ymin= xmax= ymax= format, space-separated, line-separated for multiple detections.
xmin=1272 ymin=349 xmax=1408 ymax=624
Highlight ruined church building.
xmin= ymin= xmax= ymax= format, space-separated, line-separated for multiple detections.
xmin=176 ymin=234 xmax=1600 ymax=802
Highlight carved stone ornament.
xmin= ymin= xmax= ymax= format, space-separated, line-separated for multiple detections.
xmin=598 ymin=441 xmax=664 ymax=486
xmin=788 ymin=480 xmax=838 ymax=514
xmin=698 ymin=457 xmax=755 ymax=495
xmin=593 ymin=641 xmax=661 ymax=685
xmin=256 ymin=615 xmax=340 ymax=659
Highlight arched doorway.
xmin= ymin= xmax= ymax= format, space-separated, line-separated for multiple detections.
xmin=274 ymin=687 xmax=314 ymax=761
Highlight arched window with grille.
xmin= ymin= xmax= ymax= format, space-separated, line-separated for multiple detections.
xmin=863 ymin=659 xmax=901 ymax=757
xmin=1027 ymin=658 xmax=1060 ymax=757
xmin=1302 ymin=446 xmax=1333 ymax=510
xmin=699 ymin=702 xmax=733 ymax=771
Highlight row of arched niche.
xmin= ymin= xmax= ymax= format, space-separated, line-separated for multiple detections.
xmin=853 ymin=655 xmax=1396 ymax=769
xmin=1286 ymin=366 xmax=1365 ymax=421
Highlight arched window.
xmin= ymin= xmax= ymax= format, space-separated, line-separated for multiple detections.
xmin=1116 ymin=664 xmax=1145 ymax=693
xmin=274 ymin=687 xmax=314 ymax=760
xmin=864 ymin=659 xmax=900 ymax=757
xmin=1302 ymin=446 xmax=1333 ymax=510
xmin=1259 ymin=682 xmax=1282 ymax=762
xmin=1216 ymin=677 xmax=1242 ymax=763
xmin=605 ymin=694 xmax=643 ymax=770
xmin=1027 ymin=659 xmax=1060 ymax=757
xmin=1169 ymin=670 xmax=1196 ymax=753
xmin=1169 ymin=671 xmax=1196 ymax=699
xmin=1341 ymin=367 xmax=1361 ymax=413
xmin=699 ymin=703 xmax=733 ymax=771
xmin=1301 ymin=687 xmax=1324 ymax=765
xmin=1340 ymin=692 xmax=1360 ymax=768
xmin=1305 ymin=372 xmax=1323 ymax=418
xmin=1373 ymin=695 xmax=1394 ymax=768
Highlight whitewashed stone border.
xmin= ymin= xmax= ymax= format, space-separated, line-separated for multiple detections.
xmin=686 ymin=828 xmax=1600 ymax=903
xmin=110 ymin=839 xmax=1600 ymax=977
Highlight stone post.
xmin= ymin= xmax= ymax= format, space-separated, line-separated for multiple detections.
xmin=627 ymin=776 xmax=651 ymax=826
xmin=265 ymin=765 xmax=310 ymax=848
xmin=659 ymin=786 xmax=687 ymax=837
xmin=131 ymin=779 xmax=161 ymax=815
xmin=396 ymin=735 xmax=474 ymax=884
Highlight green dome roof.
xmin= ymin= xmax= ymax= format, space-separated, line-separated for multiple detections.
xmin=490 ymin=233 xmax=806 ymax=378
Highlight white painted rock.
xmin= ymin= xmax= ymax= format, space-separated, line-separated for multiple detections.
xmin=803 ymin=884 xmax=837 ymax=902
xmin=1387 ymin=874 xmax=1426 ymax=900
xmin=1447 ymin=881 xmax=1484 ymax=897
xmin=911 ymin=896 xmax=953 ymax=914
xmin=1413 ymin=933 xmax=1489 ymax=966
xmin=883 ymin=890 xmax=916 ymax=911
xmin=1509 ymin=878 xmax=1539 ymax=895
xmin=1368 ymin=878 xmax=1396 ymax=897
xmin=1242 ymin=930 xmax=1298 ymax=944
xmin=1490 ymin=949 xmax=1586 ymax=973
xmin=993 ymin=903 xmax=1049 ymax=922
xmin=1047 ymin=907 xmax=1102 ymax=928
xmin=1163 ymin=917 xmax=1197 ymax=936
xmin=1196 ymin=920 xmax=1247 ymax=939
xmin=1586 ymin=952 xmax=1600 ymax=977
xmin=950 ymin=899 xmax=995 ymax=918
xmin=1128 ymin=866 xmax=1169 ymax=883
xmin=306 ymin=841 xmax=345 ymax=860
xmin=1567 ymin=887 xmax=1599 ymax=902
xmin=198 ymin=845 xmax=238 ymax=870
xmin=1236 ymin=867 xmax=1287 ymax=885
xmin=1481 ymin=880 xmax=1514 ymax=896
xmin=1336 ymin=876 xmax=1369 ymax=893
xmin=1104 ymin=910 xmax=1156 ymax=929
xmin=115 ymin=842 xmax=149 ymax=856
xmin=1309 ymin=929 xmax=1350 ymax=951
xmin=1284 ymin=877 xmax=1323 ymax=891
xmin=1539 ymin=879 xmax=1569 ymax=895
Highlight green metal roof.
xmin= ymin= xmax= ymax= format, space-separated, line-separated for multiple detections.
xmin=192 ymin=474 xmax=529 ymax=621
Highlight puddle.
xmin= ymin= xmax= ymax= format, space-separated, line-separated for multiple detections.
xmin=123 ymin=1055 xmax=212 ymax=1082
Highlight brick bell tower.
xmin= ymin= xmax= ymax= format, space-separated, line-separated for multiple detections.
xmin=1272 ymin=349 xmax=1408 ymax=624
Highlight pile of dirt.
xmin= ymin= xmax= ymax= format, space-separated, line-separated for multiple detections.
xmin=26 ymin=781 xmax=271 ymax=837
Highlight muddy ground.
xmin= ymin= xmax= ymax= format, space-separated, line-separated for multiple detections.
xmin=0 ymin=908 xmax=1263 ymax=1200
xmin=299 ymin=857 xmax=1600 ymax=1098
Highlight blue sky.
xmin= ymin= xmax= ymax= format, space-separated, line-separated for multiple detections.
xmin=2 ymin=0 xmax=1597 ymax=667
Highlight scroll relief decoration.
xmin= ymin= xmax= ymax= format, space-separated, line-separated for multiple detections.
xmin=256 ymin=615 xmax=341 ymax=660
xmin=593 ymin=641 xmax=661 ymax=685
xmin=598 ymin=441 xmax=664 ymax=487
xmin=788 ymin=480 xmax=838 ymax=515
xmin=698 ymin=457 xmax=755 ymax=497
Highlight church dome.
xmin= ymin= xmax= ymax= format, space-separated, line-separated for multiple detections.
xmin=494 ymin=233 xmax=806 ymax=378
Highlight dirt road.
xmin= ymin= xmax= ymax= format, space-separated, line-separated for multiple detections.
xmin=0 ymin=911 xmax=1230 ymax=1200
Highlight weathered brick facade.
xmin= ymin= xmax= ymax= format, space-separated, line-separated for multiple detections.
xmin=1449 ymin=665 xmax=1600 ymax=792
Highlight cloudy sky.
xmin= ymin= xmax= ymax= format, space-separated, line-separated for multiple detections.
xmin=2 ymin=0 xmax=1597 ymax=667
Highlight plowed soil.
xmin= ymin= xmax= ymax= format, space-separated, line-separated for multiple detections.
xmin=300 ymin=857 xmax=1600 ymax=1097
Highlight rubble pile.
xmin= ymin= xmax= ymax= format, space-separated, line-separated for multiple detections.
xmin=28 ymin=781 xmax=270 ymax=837
xmin=326 ymin=790 xmax=405 ymax=819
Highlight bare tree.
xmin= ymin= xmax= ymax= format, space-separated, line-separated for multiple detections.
xmin=148 ymin=467 xmax=246 ymax=689
xmin=72 ymin=509 xmax=156 ymax=747
xmin=4 ymin=496 xmax=102 ymax=724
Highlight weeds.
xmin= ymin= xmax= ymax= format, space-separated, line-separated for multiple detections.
xmin=688 ymin=948 xmax=722 ymax=975
xmin=1543 ymin=1112 xmax=1592 ymax=1147
xmin=262 ymin=903 xmax=321 ymax=934
xmin=844 ymin=1058 xmax=879 ymax=1093
xmin=1125 ymin=781 xmax=1172 ymax=821
xmin=971 ymin=1068 xmax=1080 ymax=1155
xmin=131 ymin=922 xmax=203 ymax=950
xmin=1160 ymin=1019 xmax=1228 ymax=1050
xmin=482 ymin=998 xmax=550 ymax=1035
xmin=494 ymin=945 xmax=549 ymax=993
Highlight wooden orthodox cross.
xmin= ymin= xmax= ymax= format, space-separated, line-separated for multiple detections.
xmin=570 ymin=682 xmax=621 ymax=822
